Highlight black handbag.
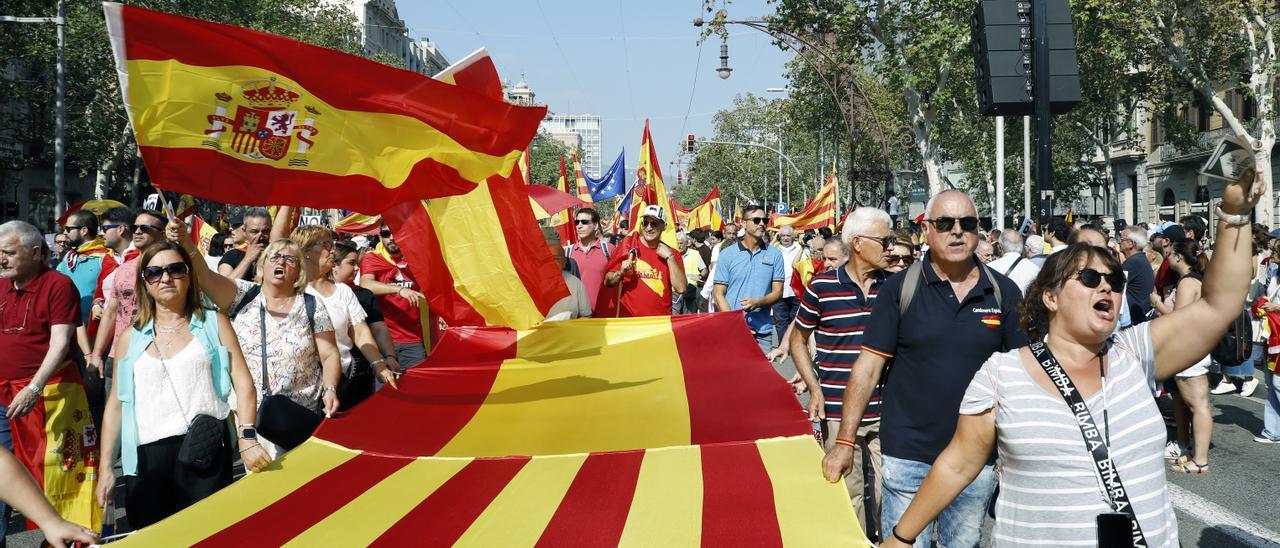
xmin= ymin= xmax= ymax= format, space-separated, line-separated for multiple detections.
xmin=153 ymin=343 xmax=226 ymax=471
xmin=254 ymin=299 xmax=322 ymax=452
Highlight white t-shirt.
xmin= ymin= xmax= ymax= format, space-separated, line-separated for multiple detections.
xmin=888 ymin=195 xmax=900 ymax=216
xmin=776 ymin=242 xmax=803 ymax=299
xmin=306 ymin=282 xmax=367 ymax=374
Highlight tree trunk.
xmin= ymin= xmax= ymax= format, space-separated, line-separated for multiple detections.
xmin=94 ymin=125 xmax=132 ymax=199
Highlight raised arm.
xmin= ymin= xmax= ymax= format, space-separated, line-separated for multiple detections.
xmin=270 ymin=205 xmax=293 ymax=242
xmin=169 ymin=218 xmax=239 ymax=310
xmin=1151 ymin=169 xmax=1259 ymax=379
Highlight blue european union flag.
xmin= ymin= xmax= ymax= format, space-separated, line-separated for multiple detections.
xmin=587 ymin=150 xmax=626 ymax=202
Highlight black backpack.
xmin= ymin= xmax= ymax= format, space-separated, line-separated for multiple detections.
xmin=1210 ymin=307 xmax=1254 ymax=365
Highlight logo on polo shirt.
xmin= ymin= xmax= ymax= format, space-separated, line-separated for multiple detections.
xmin=972 ymin=307 xmax=1000 ymax=314
xmin=981 ymin=314 xmax=1001 ymax=329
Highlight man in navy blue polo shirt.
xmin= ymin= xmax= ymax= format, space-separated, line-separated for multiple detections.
xmin=792 ymin=206 xmax=893 ymax=540
xmin=713 ymin=205 xmax=785 ymax=367
xmin=822 ymin=190 xmax=1025 ymax=548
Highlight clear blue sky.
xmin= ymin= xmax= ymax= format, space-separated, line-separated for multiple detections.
xmin=397 ymin=0 xmax=791 ymax=178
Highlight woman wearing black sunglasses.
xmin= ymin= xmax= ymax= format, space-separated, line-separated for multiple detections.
xmin=886 ymin=171 xmax=1262 ymax=547
xmin=96 ymin=242 xmax=269 ymax=528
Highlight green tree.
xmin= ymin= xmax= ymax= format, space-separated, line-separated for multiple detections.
xmin=527 ymin=131 xmax=572 ymax=189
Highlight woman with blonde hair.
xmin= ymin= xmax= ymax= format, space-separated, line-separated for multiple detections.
xmin=96 ymin=241 xmax=269 ymax=528
xmin=171 ymin=218 xmax=342 ymax=457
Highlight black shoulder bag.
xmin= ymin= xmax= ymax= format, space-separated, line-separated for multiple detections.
xmin=1027 ymin=341 xmax=1147 ymax=548
xmin=153 ymin=342 xmax=226 ymax=471
xmin=255 ymin=295 xmax=323 ymax=452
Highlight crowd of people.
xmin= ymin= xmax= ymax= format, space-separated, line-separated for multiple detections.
xmin=0 ymin=164 xmax=1272 ymax=546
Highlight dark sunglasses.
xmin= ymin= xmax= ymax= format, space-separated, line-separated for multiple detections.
xmin=746 ymin=217 xmax=768 ymax=225
xmin=1075 ymin=268 xmax=1124 ymax=290
xmin=63 ymin=225 xmax=83 ymax=233
xmin=379 ymin=229 xmax=392 ymax=238
xmin=887 ymin=254 xmax=913 ymax=264
xmin=855 ymin=234 xmax=896 ymax=249
xmin=641 ymin=218 xmax=665 ymax=228
xmin=142 ymin=262 xmax=190 ymax=284
xmin=131 ymin=224 xmax=163 ymax=234
xmin=926 ymin=216 xmax=980 ymax=232
xmin=574 ymin=219 xmax=595 ymax=226
xmin=102 ymin=223 xmax=129 ymax=232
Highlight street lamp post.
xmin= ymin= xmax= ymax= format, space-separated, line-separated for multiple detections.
xmin=1 ymin=0 xmax=67 ymax=219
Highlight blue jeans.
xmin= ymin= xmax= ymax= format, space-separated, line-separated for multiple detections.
xmin=771 ymin=297 xmax=799 ymax=348
xmin=0 ymin=404 xmax=11 ymax=539
xmin=1263 ymin=369 xmax=1280 ymax=441
xmin=881 ymin=454 xmax=995 ymax=548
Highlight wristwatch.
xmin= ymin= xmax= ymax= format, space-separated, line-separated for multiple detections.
xmin=238 ymin=425 xmax=257 ymax=440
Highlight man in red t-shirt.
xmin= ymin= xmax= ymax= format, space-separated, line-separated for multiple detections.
xmin=361 ymin=226 xmax=429 ymax=368
xmin=594 ymin=205 xmax=686 ymax=318
xmin=0 ymin=221 xmax=88 ymax=537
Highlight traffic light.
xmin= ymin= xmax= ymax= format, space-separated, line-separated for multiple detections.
xmin=971 ymin=0 xmax=1080 ymax=116
xmin=685 ymin=134 xmax=696 ymax=153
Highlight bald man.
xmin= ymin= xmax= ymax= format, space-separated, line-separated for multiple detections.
xmin=823 ymin=190 xmax=1025 ymax=547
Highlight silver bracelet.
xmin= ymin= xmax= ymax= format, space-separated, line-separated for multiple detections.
xmin=1215 ymin=201 xmax=1251 ymax=226
xmin=25 ymin=384 xmax=42 ymax=395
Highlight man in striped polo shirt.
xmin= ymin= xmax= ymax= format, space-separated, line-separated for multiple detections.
xmin=791 ymin=207 xmax=893 ymax=541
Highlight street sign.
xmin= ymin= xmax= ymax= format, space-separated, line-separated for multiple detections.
xmin=775 ymin=202 xmax=788 ymax=214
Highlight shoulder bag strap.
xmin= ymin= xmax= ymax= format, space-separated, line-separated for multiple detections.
xmin=231 ymin=285 xmax=261 ymax=320
xmin=259 ymin=303 xmax=270 ymax=396
xmin=898 ymin=259 xmax=924 ymax=316
xmin=1003 ymin=256 xmax=1024 ymax=277
xmin=1027 ymin=341 xmax=1148 ymax=547
xmin=980 ymin=262 xmax=1004 ymax=312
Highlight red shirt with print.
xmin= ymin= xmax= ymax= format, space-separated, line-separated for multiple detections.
xmin=593 ymin=234 xmax=672 ymax=318
xmin=361 ymin=252 xmax=423 ymax=344
xmin=0 ymin=268 xmax=82 ymax=380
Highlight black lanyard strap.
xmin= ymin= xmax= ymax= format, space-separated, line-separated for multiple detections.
xmin=1027 ymin=341 xmax=1148 ymax=548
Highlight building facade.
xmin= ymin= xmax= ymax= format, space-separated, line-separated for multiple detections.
xmin=347 ymin=0 xmax=449 ymax=76
xmin=543 ymin=114 xmax=603 ymax=178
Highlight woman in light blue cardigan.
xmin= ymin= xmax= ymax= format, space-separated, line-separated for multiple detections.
xmin=94 ymin=242 xmax=269 ymax=528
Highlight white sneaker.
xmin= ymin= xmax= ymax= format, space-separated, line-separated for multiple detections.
xmin=1240 ymin=378 xmax=1260 ymax=398
xmin=1253 ymin=435 xmax=1280 ymax=444
xmin=1164 ymin=441 xmax=1184 ymax=462
xmin=1210 ymin=379 xmax=1238 ymax=395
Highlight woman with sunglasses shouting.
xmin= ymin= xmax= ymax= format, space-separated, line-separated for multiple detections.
xmin=883 ymin=171 xmax=1262 ymax=547
xmin=96 ymin=242 xmax=270 ymax=528
xmin=166 ymin=219 xmax=342 ymax=458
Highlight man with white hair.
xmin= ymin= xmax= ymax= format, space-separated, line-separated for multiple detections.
xmin=0 ymin=220 xmax=91 ymax=538
xmin=823 ymin=190 xmax=1025 ymax=547
xmin=1024 ymin=234 xmax=1047 ymax=266
xmin=771 ymin=225 xmax=804 ymax=347
xmin=974 ymin=240 xmax=995 ymax=264
xmin=1120 ymin=228 xmax=1154 ymax=323
xmin=791 ymin=207 xmax=893 ymax=539
xmin=986 ymin=229 xmax=1040 ymax=293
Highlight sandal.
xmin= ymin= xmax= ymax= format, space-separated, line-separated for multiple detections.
xmin=1170 ymin=460 xmax=1209 ymax=475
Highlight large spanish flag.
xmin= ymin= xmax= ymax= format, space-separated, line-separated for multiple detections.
xmin=104 ymin=4 xmax=546 ymax=213
xmin=377 ymin=49 xmax=568 ymax=330
xmin=772 ymin=173 xmax=837 ymax=231
xmin=631 ymin=120 xmax=679 ymax=249
xmin=686 ymin=186 xmax=724 ymax=231
xmin=112 ymin=313 xmax=865 ymax=546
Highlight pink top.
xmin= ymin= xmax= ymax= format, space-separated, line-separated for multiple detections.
xmin=108 ymin=258 xmax=140 ymax=359
xmin=568 ymin=239 xmax=610 ymax=310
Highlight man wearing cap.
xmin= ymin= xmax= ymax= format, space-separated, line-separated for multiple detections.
xmin=1154 ymin=223 xmax=1188 ymax=297
xmin=543 ymin=227 xmax=592 ymax=321
xmin=714 ymin=205 xmax=786 ymax=360
xmin=595 ymin=205 xmax=686 ymax=317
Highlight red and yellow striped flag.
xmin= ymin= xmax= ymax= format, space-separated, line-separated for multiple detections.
xmin=112 ymin=313 xmax=863 ymax=546
xmin=333 ymin=212 xmax=382 ymax=236
xmin=527 ymin=183 xmax=585 ymax=220
xmin=104 ymin=4 xmax=546 ymax=213
xmin=550 ymin=156 xmax=577 ymax=245
xmin=772 ymin=173 xmax=836 ymax=231
xmin=571 ymin=153 xmax=594 ymax=206
xmin=55 ymin=199 xmax=126 ymax=226
xmin=686 ymin=186 xmax=724 ymax=231
xmin=376 ymin=48 xmax=568 ymax=330
xmin=632 ymin=121 xmax=679 ymax=249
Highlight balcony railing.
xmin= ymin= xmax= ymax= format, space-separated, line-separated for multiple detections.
xmin=1157 ymin=126 xmax=1235 ymax=163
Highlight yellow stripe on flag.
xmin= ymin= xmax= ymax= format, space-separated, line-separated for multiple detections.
xmin=425 ymin=183 xmax=545 ymax=329
xmin=617 ymin=445 xmax=703 ymax=547
xmin=282 ymin=456 xmax=472 ymax=546
xmin=756 ymin=436 xmax=867 ymax=547
xmin=127 ymin=60 xmax=520 ymax=188
xmin=117 ymin=440 xmax=357 ymax=546
xmin=453 ymin=453 xmax=588 ymax=546
xmin=437 ymin=317 xmax=691 ymax=457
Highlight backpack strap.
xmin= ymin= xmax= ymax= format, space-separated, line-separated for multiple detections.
xmin=303 ymin=293 xmax=317 ymax=334
xmin=229 ymin=284 xmax=261 ymax=320
xmin=898 ymin=259 xmax=925 ymax=316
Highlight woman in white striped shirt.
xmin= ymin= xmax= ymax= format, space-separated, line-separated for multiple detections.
xmin=883 ymin=170 xmax=1260 ymax=547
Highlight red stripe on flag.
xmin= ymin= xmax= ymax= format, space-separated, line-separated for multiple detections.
xmin=700 ymin=442 xmax=783 ymax=547
xmin=312 ymin=329 xmax=515 ymax=456
xmin=370 ymin=456 xmax=530 ymax=547
xmin=671 ymin=313 xmax=811 ymax=444
xmin=379 ymin=198 xmax=487 ymax=326
xmin=119 ymin=6 xmax=544 ymax=158
xmin=494 ymin=174 xmax=571 ymax=316
xmin=141 ymin=147 xmax=479 ymax=214
xmin=535 ymin=450 xmax=645 ymax=547
xmin=194 ymin=453 xmax=410 ymax=546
